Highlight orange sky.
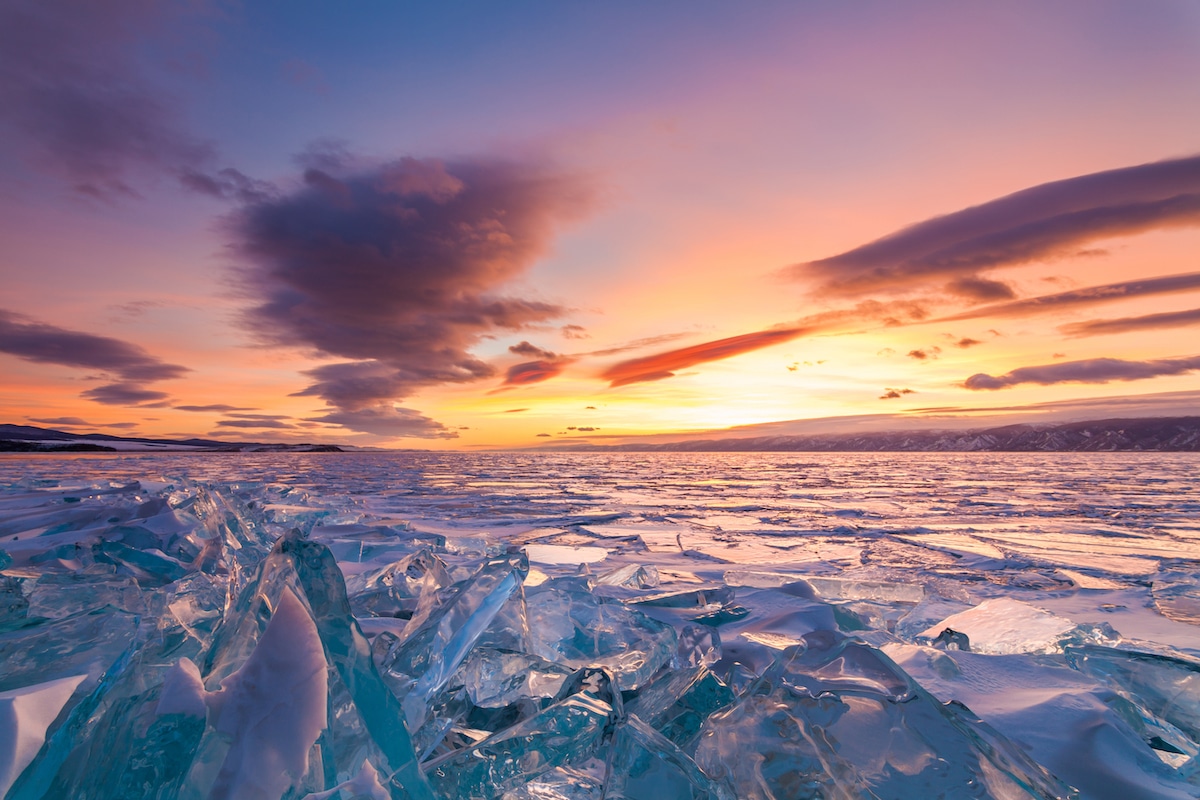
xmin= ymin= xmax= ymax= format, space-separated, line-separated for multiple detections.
xmin=2 ymin=2 xmax=1200 ymax=448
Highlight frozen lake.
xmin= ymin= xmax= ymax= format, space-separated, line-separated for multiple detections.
xmin=1 ymin=451 xmax=1198 ymax=798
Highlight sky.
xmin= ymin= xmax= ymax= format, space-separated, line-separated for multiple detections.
xmin=2 ymin=0 xmax=1200 ymax=449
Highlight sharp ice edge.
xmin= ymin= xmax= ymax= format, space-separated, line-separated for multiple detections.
xmin=0 ymin=458 xmax=1195 ymax=798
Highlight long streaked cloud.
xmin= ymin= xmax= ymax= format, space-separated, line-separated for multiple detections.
xmin=940 ymin=271 xmax=1200 ymax=322
xmin=602 ymin=326 xmax=811 ymax=387
xmin=597 ymin=300 xmax=929 ymax=388
xmin=1058 ymin=307 xmax=1200 ymax=338
xmin=0 ymin=309 xmax=188 ymax=406
xmin=231 ymin=156 xmax=590 ymax=435
xmin=791 ymin=155 xmax=1200 ymax=298
xmin=964 ymin=355 xmax=1200 ymax=390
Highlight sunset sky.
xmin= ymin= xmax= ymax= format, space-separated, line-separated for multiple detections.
xmin=3 ymin=1 xmax=1200 ymax=448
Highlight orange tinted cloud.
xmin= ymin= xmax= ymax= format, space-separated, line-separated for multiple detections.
xmin=601 ymin=326 xmax=811 ymax=387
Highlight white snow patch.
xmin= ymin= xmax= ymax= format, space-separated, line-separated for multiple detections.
xmin=523 ymin=543 xmax=609 ymax=566
xmin=206 ymin=588 xmax=328 ymax=800
xmin=0 ymin=674 xmax=87 ymax=797
xmin=919 ymin=597 xmax=1076 ymax=654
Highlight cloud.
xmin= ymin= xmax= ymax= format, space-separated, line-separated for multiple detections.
xmin=80 ymin=382 xmax=171 ymax=406
xmin=964 ymin=355 xmax=1200 ymax=390
xmin=561 ymin=324 xmax=589 ymax=340
xmin=27 ymin=416 xmax=139 ymax=430
xmin=941 ymin=271 xmax=1200 ymax=322
xmin=879 ymin=388 xmax=915 ymax=400
xmin=180 ymin=167 xmax=276 ymax=204
xmin=215 ymin=419 xmax=296 ymax=429
xmin=1058 ymin=307 xmax=1200 ymax=338
xmin=0 ymin=309 xmax=187 ymax=405
xmin=509 ymin=341 xmax=556 ymax=359
xmin=536 ymin=433 xmax=552 ymax=437
xmin=175 ymin=404 xmax=257 ymax=412
xmin=504 ymin=408 xmax=529 ymax=413
xmin=954 ymin=337 xmax=982 ymax=348
xmin=791 ymin=155 xmax=1200 ymax=297
xmin=231 ymin=156 xmax=590 ymax=434
xmin=306 ymin=406 xmax=458 ymax=439
xmin=907 ymin=346 xmax=941 ymax=360
xmin=602 ymin=326 xmax=811 ymax=387
xmin=0 ymin=0 xmax=220 ymax=199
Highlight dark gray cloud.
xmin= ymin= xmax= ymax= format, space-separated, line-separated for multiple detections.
xmin=215 ymin=419 xmax=296 ymax=430
xmin=81 ymin=382 xmax=171 ymax=406
xmin=964 ymin=355 xmax=1200 ymax=390
xmin=941 ymin=271 xmax=1200 ymax=322
xmin=26 ymin=416 xmax=136 ymax=429
xmin=792 ymin=155 xmax=1200 ymax=298
xmin=0 ymin=309 xmax=187 ymax=405
xmin=306 ymin=407 xmax=458 ymax=439
xmin=0 ymin=0 xmax=218 ymax=199
xmin=231 ymin=156 xmax=590 ymax=435
xmin=0 ymin=310 xmax=188 ymax=380
xmin=1058 ymin=307 xmax=1200 ymax=338
xmin=175 ymin=404 xmax=257 ymax=413
xmin=180 ymin=168 xmax=276 ymax=204
xmin=509 ymin=341 xmax=557 ymax=359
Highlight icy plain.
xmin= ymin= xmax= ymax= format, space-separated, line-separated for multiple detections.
xmin=0 ymin=451 xmax=1197 ymax=799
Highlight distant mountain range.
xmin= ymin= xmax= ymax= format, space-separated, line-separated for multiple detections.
xmin=546 ymin=416 xmax=1200 ymax=452
xmin=0 ymin=424 xmax=344 ymax=453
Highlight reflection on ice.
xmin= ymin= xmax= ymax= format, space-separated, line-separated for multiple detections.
xmin=0 ymin=452 xmax=1196 ymax=798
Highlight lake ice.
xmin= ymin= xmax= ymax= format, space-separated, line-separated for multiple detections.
xmin=0 ymin=451 xmax=1197 ymax=798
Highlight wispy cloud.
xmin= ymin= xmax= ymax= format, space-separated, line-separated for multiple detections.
xmin=215 ymin=419 xmax=296 ymax=429
xmin=27 ymin=416 xmax=137 ymax=429
xmin=305 ymin=406 xmax=458 ymax=439
xmin=175 ymin=404 xmax=257 ymax=413
xmin=602 ymin=326 xmax=810 ymax=387
xmin=0 ymin=0 xmax=222 ymax=199
xmin=941 ymin=271 xmax=1200 ymax=322
xmin=1059 ymin=307 xmax=1200 ymax=338
xmin=231 ymin=155 xmax=591 ymax=435
xmin=964 ymin=355 xmax=1200 ymax=390
xmin=791 ymin=155 xmax=1200 ymax=298
xmin=0 ymin=309 xmax=188 ymax=406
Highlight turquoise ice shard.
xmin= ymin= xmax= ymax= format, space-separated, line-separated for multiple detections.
xmin=605 ymin=714 xmax=734 ymax=800
xmin=186 ymin=529 xmax=434 ymax=800
xmin=0 ymin=674 xmax=87 ymax=797
xmin=497 ymin=767 xmax=604 ymax=799
xmin=694 ymin=631 xmax=1076 ymax=799
xmin=526 ymin=586 xmax=677 ymax=691
xmin=374 ymin=553 xmax=528 ymax=730
xmin=625 ymin=666 xmax=735 ymax=748
xmin=347 ymin=546 xmax=452 ymax=620
xmin=1065 ymin=644 xmax=1200 ymax=743
xmin=631 ymin=585 xmax=735 ymax=609
xmin=423 ymin=691 xmax=615 ymax=799
xmin=459 ymin=647 xmax=572 ymax=708
xmin=674 ymin=624 xmax=721 ymax=669
xmin=594 ymin=563 xmax=660 ymax=589
xmin=204 ymin=588 xmax=328 ymax=800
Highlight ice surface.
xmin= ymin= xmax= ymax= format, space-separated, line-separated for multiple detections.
xmin=919 ymin=597 xmax=1079 ymax=654
xmin=0 ymin=452 xmax=1198 ymax=798
xmin=0 ymin=675 xmax=85 ymax=797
